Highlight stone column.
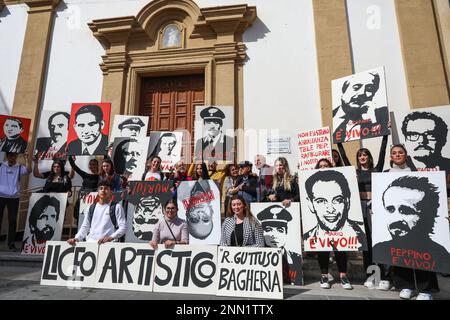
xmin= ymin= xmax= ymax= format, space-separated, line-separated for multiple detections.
xmin=395 ymin=0 xmax=450 ymax=108
xmin=313 ymin=0 xmax=359 ymax=163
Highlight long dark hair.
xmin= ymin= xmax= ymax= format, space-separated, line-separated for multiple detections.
xmin=192 ymin=162 xmax=210 ymax=180
xmin=356 ymin=148 xmax=374 ymax=170
xmin=314 ymin=158 xmax=333 ymax=169
xmin=332 ymin=149 xmax=344 ymax=167
xmin=48 ymin=159 xmax=67 ymax=181
xmin=101 ymin=159 xmax=115 ymax=176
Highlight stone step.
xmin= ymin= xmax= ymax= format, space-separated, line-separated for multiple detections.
xmin=0 ymin=251 xmax=43 ymax=268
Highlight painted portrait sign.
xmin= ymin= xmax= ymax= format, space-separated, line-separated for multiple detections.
xmin=125 ymin=181 xmax=173 ymax=243
xmin=298 ymin=127 xmax=332 ymax=171
xmin=22 ymin=193 xmax=68 ymax=255
xmin=112 ymin=136 xmax=149 ymax=181
xmin=194 ymin=106 xmax=234 ymax=163
xmin=393 ymin=105 xmax=450 ymax=184
xmin=147 ymin=131 xmax=183 ymax=173
xmin=66 ymin=103 xmax=111 ymax=156
xmin=299 ymin=166 xmax=367 ymax=252
xmin=251 ymin=202 xmax=303 ymax=285
xmin=372 ymin=172 xmax=450 ymax=273
xmin=177 ymin=180 xmax=221 ymax=245
xmin=332 ymin=67 xmax=390 ymax=143
xmin=0 ymin=114 xmax=31 ymax=154
xmin=35 ymin=110 xmax=70 ymax=161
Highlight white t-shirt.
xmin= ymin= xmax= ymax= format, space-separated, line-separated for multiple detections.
xmin=75 ymin=202 xmax=126 ymax=242
xmin=0 ymin=162 xmax=28 ymax=198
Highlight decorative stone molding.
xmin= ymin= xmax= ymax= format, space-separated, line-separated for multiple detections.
xmin=89 ymin=0 xmax=256 ymax=156
xmin=24 ymin=0 xmax=59 ymax=13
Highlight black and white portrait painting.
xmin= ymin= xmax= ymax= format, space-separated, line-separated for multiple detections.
xmin=177 ymin=180 xmax=221 ymax=245
xmin=251 ymin=203 xmax=303 ymax=285
xmin=394 ymin=105 xmax=450 ymax=184
xmin=112 ymin=137 xmax=149 ymax=181
xmin=372 ymin=172 xmax=450 ymax=273
xmin=22 ymin=193 xmax=68 ymax=255
xmin=332 ymin=67 xmax=390 ymax=143
xmin=35 ymin=110 xmax=70 ymax=161
xmin=194 ymin=106 xmax=234 ymax=163
xmin=147 ymin=131 xmax=183 ymax=172
xmin=126 ymin=181 xmax=173 ymax=243
xmin=299 ymin=166 xmax=366 ymax=252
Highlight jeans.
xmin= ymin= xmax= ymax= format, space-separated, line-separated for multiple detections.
xmin=0 ymin=197 xmax=20 ymax=245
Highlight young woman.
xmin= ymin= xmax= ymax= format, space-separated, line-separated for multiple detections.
xmin=191 ymin=162 xmax=210 ymax=180
xmin=222 ymin=164 xmax=239 ymax=214
xmin=99 ymin=159 xmax=122 ymax=192
xmin=383 ymin=144 xmax=437 ymax=300
xmin=332 ymin=149 xmax=344 ymax=167
xmin=313 ymin=158 xmax=353 ymax=290
xmin=267 ymin=157 xmax=299 ymax=208
xmin=143 ymin=156 xmax=163 ymax=181
xmin=33 ymin=158 xmax=72 ymax=194
xmin=220 ymin=195 xmax=264 ymax=247
xmin=338 ymin=135 xmax=388 ymax=289
xmin=149 ymin=199 xmax=188 ymax=249
xmin=68 ymin=156 xmax=100 ymax=222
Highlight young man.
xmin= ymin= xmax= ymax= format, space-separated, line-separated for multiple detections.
xmin=67 ymin=180 xmax=126 ymax=244
xmin=0 ymin=152 xmax=31 ymax=251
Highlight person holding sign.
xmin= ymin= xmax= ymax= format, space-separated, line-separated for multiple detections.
xmin=67 ymin=180 xmax=126 ymax=244
xmin=149 ymin=199 xmax=188 ymax=249
xmin=33 ymin=157 xmax=72 ymax=195
xmin=379 ymin=145 xmax=439 ymax=300
xmin=0 ymin=152 xmax=31 ymax=251
xmin=267 ymin=157 xmax=299 ymax=208
xmin=337 ymin=134 xmax=388 ymax=289
xmin=220 ymin=195 xmax=264 ymax=247
xmin=311 ymin=159 xmax=353 ymax=290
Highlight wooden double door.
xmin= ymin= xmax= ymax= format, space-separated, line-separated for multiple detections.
xmin=140 ymin=74 xmax=205 ymax=152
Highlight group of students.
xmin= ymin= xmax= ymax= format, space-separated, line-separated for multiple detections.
xmin=0 ymin=140 xmax=445 ymax=300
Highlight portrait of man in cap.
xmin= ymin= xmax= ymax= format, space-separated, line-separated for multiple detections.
xmin=255 ymin=203 xmax=303 ymax=285
xmin=118 ymin=117 xmax=145 ymax=138
xmin=194 ymin=106 xmax=234 ymax=162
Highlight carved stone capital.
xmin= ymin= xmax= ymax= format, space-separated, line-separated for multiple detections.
xmin=24 ymin=0 xmax=59 ymax=13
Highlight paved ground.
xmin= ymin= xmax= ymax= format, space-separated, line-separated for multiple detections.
xmin=1 ymin=264 xmax=449 ymax=301
xmin=1 ymin=241 xmax=449 ymax=301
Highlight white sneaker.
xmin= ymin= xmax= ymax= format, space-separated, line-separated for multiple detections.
xmin=399 ymin=288 xmax=413 ymax=300
xmin=416 ymin=292 xmax=433 ymax=300
xmin=377 ymin=280 xmax=390 ymax=291
xmin=320 ymin=275 xmax=331 ymax=289
xmin=340 ymin=276 xmax=353 ymax=290
xmin=364 ymin=278 xmax=375 ymax=289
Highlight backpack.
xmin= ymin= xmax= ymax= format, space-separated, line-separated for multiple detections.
xmin=87 ymin=201 xmax=125 ymax=242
